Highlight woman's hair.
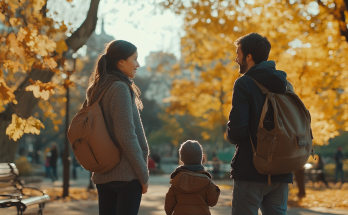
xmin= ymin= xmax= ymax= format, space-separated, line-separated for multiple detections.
xmin=86 ymin=40 xmax=143 ymax=110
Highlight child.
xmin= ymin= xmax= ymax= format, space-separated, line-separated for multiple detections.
xmin=165 ymin=140 xmax=220 ymax=215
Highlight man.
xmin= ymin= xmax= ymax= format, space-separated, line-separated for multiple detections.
xmin=226 ymin=33 xmax=293 ymax=215
xmin=334 ymin=146 xmax=345 ymax=183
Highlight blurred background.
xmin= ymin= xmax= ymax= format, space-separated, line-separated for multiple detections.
xmin=0 ymin=0 xmax=348 ymax=213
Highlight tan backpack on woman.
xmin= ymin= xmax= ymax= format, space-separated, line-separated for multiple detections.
xmin=249 ymin=78 xmax=313 ymax=185
xmin=68 ymin=83 xmax=120 ymax=173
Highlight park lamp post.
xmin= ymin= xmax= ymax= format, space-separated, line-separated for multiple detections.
xmin=62 ymin=53 xmax=77 ymax=198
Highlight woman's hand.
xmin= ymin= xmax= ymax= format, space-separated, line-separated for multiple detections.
xmin=142 ymin=182 xmax=148 ymax=194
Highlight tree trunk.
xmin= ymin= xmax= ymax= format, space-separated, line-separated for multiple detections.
xmin=0 ymin=0 xmax=101 ymax=163
xmin=62 ymin=84 xmax=70 ymax=198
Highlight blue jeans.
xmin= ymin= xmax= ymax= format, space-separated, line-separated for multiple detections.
xmin=335 ymin=163 xmax=344 ymax=183
xmin=96 ymin=179 xmax=142 ymax=215
xmin=232 ymin=180 xmax=288 ymax=215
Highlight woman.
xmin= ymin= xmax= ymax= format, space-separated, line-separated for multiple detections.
xmin=86 ymin=40 xmax=149 ymax=215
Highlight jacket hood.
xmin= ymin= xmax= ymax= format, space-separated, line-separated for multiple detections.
xmin=170 ymin=169 xmax=212 ymax=193
xmin=245 ymin=60 xmax=287 ymax=93
xmin=170 ymin=165 xmax=208 ymax=179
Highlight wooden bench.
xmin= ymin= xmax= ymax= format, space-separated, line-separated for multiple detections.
xmin=0 ymin=163 xmax=50 ymax=215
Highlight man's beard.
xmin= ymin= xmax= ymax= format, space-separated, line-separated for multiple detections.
xmin=238 ymin=58 xmax=248 ymax=74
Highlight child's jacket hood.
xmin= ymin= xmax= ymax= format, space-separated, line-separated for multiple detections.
xmin=170 ymin=169 xmax=212 ymax=193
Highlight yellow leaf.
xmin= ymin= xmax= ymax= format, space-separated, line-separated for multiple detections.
xmin=9 ymin=18 xmax=21 ymax=26
xmin=17 ymin=27 xmax=28 ymax=42
xmin=0 ymin=78 xmax=17 ymax=105
xmin=56 ymin=39 xmax=68 ymax=57
xmin=6 ymin=114 xmax=44 ymax=141
xmin=32 ymin=0 xmax=46 ymax=11
xmin=0 ymin=13 xmax=5 ymax=22
xmin=0 ymin=101 xmax=5 ymax=113
xmin=43 ymin=57 xmax=58 ymax=69
xmin=6 ymin=114 xmax=25 ymax=141
xmin=25 ymin=80 xmax=57 ymax=100
xmin=3 ymin=60 xmax=26 ymax=73
xmin=24 ymin=116 xmax=45 ymax=134
xmin=26 ymin=35 xmax=56 ymax=57
xmin=6 ymin=33 xmax=26 ymax=60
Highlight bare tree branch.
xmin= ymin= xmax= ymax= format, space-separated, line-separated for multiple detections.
xmin=65 ymin=0 xmax=101 ymax=52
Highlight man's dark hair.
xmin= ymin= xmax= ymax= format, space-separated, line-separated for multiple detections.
xmin=234 ymin=33 xmax=271 ymax=64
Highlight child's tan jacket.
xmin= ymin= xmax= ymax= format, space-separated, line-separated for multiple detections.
xmin=164 ymin=168 xmax=220 ymax=215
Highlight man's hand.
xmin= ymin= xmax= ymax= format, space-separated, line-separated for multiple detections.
xmin=142 ymin=182 xmax=148 ymax=194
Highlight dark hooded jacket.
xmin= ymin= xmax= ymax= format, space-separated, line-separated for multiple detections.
xmin=164 ymin=166 xmax=220 ymax=215
xmin=226 ymin=61 xmax=293 ymax=183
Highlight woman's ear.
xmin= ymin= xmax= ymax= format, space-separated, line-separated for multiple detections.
xmin=117 ymin=60 xmax=124 ymax=70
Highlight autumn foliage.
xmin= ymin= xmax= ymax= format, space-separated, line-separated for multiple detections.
xmin=161 ymin=0 xmax=348 ymax=145
xmin=0 ymin=0 xmax=70 ymax=140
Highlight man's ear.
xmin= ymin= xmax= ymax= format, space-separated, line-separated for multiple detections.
xmin=246 ymin=54 xmax=253 ymax=62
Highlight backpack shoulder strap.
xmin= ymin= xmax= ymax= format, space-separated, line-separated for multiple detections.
xmin=96 ymin=82 xmax=115 ymax=103
xmin=286 ymin=81 xmax=295 ymax=93
xmin=247 ymin=76 xmax=269 ymax=94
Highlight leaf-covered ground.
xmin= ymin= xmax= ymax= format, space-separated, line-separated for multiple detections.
xmin=287 ymin=182 xmax=348 ymax=209
xmin=17 ymin=182 xmax=348 ymax=210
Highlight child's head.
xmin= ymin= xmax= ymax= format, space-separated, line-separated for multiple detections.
xmin=179 ymin=140 xmax=203 ymax=165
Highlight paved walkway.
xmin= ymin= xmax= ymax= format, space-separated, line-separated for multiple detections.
xmin=2 ymin=167 xmax=348 ymax=215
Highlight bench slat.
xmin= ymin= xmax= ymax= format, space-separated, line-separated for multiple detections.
xmin=0 ymin=170 xmax=17 ymax=175
xmin=0 ymin=163 xmax=15 ymax=169
xmin=0 ymin=181 xmax=17 ymax=188
xmin=21 ymin=195 xmax=50 ymax=206
xmin=0 ymin=164 xmax=10 ymax=169
xmin=0 ymin=198 xmax=21 ymax=204
xmin=0 ymin=190 xmax=20 ymax=196
xmin=0 ymin=169 xmax=13 ymax=175
xmin=0 ymin=175 xmax=16 ymax=182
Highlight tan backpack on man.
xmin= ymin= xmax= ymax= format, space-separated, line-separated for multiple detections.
xmin=67 ymin=82 xmax=120 ymax=174
xmin=250 ymin=78 xmax=313 ymax=185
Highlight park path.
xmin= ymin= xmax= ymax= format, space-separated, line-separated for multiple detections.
xmin=1 ymin=167 xmax=348 ymax=215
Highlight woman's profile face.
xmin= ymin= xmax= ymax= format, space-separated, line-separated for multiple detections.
xmin=118 ymin=51 xmax=140 ymax=78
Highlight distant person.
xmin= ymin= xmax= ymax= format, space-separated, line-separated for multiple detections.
xmin=212 ymin=156 xmax=221 ymax=180
xmin=86 ymin=40 xmax=149 ymax=215
xmin=165 ymin=140 xmax=220 ymax=215
xmin=148 ymin=157 xmax=156 ymax=174
xmin=49 ymin=143 xmax=58 ymax=182
xmin=334 ymin=146 xmax=345 ymax=183
xmin=44 ymin=148 xmax=51 ymax=179
xmin=316 ymin=154 xmax=329 ymax=188
xmin=152 ymin=153 xmax=161 ymax=170
xmin=72 ymin=155 xmax=80 ymax=180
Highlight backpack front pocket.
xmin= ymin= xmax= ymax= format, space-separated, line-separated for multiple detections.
xmin=73 ymin=138 xmax=99 ymax=171
xmin=256 ymin=129 xmax=275 ymax=157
